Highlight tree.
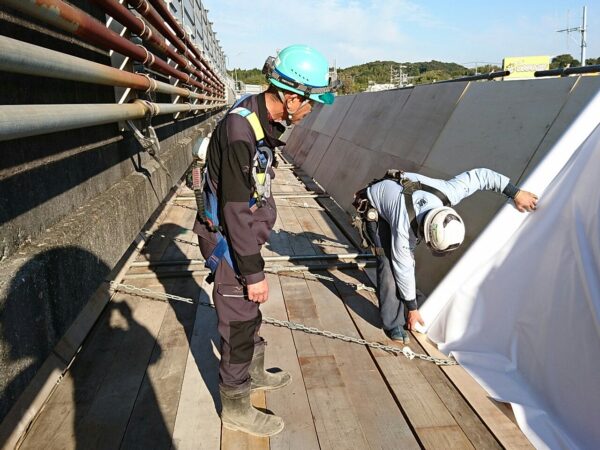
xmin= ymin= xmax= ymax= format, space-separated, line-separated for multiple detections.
xmin=585 ymin=57 xmax=600 ymax=66
xmin=550 ymin=54 xmax=580 ymax=69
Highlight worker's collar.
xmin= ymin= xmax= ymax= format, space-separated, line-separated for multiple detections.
xmin=258 ymin=93 xmax=286 ymax=147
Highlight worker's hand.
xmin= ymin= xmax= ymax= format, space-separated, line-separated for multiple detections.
xmin=514 ymin=190 xmax=538 ymax=212
xmin=247 ymin=279 xmax=269 ymax=303
xmin=407 ymin=309 xmax=425 ymax=331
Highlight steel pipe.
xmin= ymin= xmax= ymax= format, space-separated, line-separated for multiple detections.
xmin=0 ymin=35 xmax=223 ymax=105
xmin=440 ymin=70 xmax=510 ymax=83
xmin=0 ymin=101 xmax=209 ymax=142
xmin=130 ymin=253 xmax=375 ymax=268
xmin=535 ymin=64 xmax=600 ymax=78
xmin=122 ymin=261 xmax=377 ymax=280
xmin=146 ymin=0 xmax=223 ymax=92
xmin=3 ymin=0 xmax=209 ymax=93
xmin=90 ymin=0 xmax=220 ymax=96
xmin=174 ymin=193 xmax=330 ymax=200
xmin=127 ymin=0 xmax=222 ymax=94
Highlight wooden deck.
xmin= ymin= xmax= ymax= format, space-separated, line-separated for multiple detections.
xmin=17 ymin=156 xmax=532 ymax=449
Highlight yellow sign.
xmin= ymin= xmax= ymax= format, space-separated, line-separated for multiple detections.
xmin=503 ymin=56 xmax=550 ymax=79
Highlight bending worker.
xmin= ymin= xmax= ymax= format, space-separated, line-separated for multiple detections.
xmin=193 ymin=45 xmax=337 ymax=437
xmin=353 ymin=168 xmax=538 ymax=344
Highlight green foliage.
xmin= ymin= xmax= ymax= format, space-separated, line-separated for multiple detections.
xmin=229 ymin=60 xmax=505 ymax=94
xmin=337 ymin=60 xmax=477 ymax=93
xmin=550 ymin=54 xmax=580 ymax=69
xmin=227 ymin=68 xmax=266 ymax=86
xmin=585 ymin=57 xmax=600 ymax=66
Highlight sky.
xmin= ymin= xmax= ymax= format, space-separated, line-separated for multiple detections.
xmin=202 ymin=0 xmax=599 ymax=70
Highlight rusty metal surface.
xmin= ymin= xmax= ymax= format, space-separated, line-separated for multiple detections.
xmin=93 ymin=0 xmax=218 ymax=95
xmin=0 ymin=35 xmax=227 ymax=107
xmin=126 ymin=0 xmax=219 ymax=94
xmin=4 ymin=0 xmax=212 ymax=94
xmin=146 ymin=0 xmax=223 ymax=93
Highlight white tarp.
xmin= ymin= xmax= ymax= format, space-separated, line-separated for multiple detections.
xmin=420 ymin=92 xmax=600 ymax=449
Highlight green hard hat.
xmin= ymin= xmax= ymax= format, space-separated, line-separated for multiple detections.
xmin=263 ymin=45 xmax=337 ymax=104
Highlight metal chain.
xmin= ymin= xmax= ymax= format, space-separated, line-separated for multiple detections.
xmin=139 ymin=231 xmax=371 ymax=292
xmin=109 ymin=281 xmax=456 ymax=366
xmin=265 ymin=266 xmax=376 ymax=293
xmin=142 ymin=231 xmax=199 ymax=247
xmin=169 ymin=202 xmax=198 ymax=211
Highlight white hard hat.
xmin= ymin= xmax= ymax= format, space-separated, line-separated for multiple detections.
xmin=422 ymin=206 xmax=465 ymax=253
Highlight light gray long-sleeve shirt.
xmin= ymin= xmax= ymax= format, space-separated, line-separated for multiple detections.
xmin=367 ymin=168 xmax=510 ymax=302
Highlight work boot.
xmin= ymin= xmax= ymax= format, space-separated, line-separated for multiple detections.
xmin=220 ymin=382 xmax=285 ymax=437
xmin=249 ymin=345 xmax=292 ymax=391
xmin=386 ymin=326 xmax=410 ymax=344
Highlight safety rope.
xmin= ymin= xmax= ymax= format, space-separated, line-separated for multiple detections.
xmin=109 ymin=281 xmax=457 ymax=366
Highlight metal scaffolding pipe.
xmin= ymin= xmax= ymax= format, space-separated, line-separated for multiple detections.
xmin=122 ymin=261 xmax=377 ymax=280
xmin=0 ymin=35 xmax=223 ymax=105
xmin=127 ymin=0 xmax=222 ymax=94
xmin=90 ymin=0 xmax=220 ymax=96
xmin=3 ymin=0 xmax=210 ymax=93
xmin=174 ymin=193 xmax=330 ymax=200
xmin=130 ymin=253 xmax=375 ymax=268
xmin=535 ymin=64 xmax=600 ymax=78
xmin=440 ymin=70 xmax=510 ymax=83
xmin=0 ymin=101 xmax=209 ymax=142
xmin=145 ymin=0 xmax=223 ymax=91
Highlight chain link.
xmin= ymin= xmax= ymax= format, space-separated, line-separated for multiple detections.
xmin=109 ymin=281 xmax=456 ymax=366
xmin=142 ymin=231 xmax=200 ymax=247
xmin=140 ymin=233 xmax=371 ymax=293
xmin=169 ymin=202 xmax=198 ymax=211
xmin=265 ymin=266 xmax=376 ymax=293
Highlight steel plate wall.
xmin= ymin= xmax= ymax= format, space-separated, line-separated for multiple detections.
xmin=285 ymin=76 xmax=600 ymax=294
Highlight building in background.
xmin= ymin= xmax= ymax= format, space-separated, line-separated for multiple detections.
xmin=503 ymin=56 xmax=550 ymax=79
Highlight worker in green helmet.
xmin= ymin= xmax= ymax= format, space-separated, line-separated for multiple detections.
xmin=192 ymin=44 xmax=338 ymax=437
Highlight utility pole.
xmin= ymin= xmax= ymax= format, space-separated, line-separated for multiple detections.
xmin=557 ymin=6 xmax=588 ymax=66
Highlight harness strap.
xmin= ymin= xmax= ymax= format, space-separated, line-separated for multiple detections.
xmin=361 ymin=169 xmax=452 ymax=240
xmin=203 ymin=171 xmax=236 ymax=276
xmin=202 ymin=104 xmax=270 ymax=276
xmin=230 ymin=107 xmax=265 ymax=142
xmin=401 ymin=178 xmax=451 ymax=238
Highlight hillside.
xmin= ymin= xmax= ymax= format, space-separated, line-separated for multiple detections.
xmin=228 ymin=60 xmax=498 ymax=94
xmin=228 ymin=54 xmax=599 ymax=94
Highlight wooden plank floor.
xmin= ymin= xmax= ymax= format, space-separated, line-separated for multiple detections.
xmin=18 ymin=155 xmax=532 ymax=449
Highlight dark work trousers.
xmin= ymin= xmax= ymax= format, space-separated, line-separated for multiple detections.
xmin=195 ymin=224 xmax=265 ymax=387
xmin=365 ymin=218 xmax=408 ymax=331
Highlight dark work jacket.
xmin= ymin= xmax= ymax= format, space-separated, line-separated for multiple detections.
xmin=193 ymin=93 xmax=285 ymax=284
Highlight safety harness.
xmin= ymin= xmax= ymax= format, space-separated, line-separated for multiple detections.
xmin=352 ymin=170 xmax=451 ymax=249
xmin=200 ymin=102 xmax=274 ymax=276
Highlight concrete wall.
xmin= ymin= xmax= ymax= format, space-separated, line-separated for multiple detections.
xmin=285 ymin=76 xmax=600 ymax=294
xmin=0 ymin=3 xmax=225 ymax=425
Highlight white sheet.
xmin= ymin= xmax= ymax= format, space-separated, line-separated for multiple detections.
xmin=420 ymin=92 xmax=600 ymax=449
